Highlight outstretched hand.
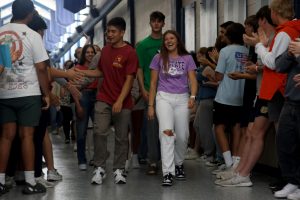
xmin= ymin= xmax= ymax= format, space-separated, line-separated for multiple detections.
xmin=67 ymin=68 xmax=85 ymax=81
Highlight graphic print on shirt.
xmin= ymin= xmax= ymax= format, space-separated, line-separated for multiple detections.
xmin=235 ymin=52 xmax=248 ymax=72
xmin=166 ymin=60 xmax=185 ymax=76
xmin=0 ymin=31 xmax=24 ymax=65
xmin=0 ymin=31 xmax=33 ymax=91
xmin=112 ymin=55 xmax=124 ymax=68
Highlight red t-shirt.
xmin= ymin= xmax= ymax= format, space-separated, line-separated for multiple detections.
xmin=97 ymin=44 xmax=138 ymax=109
xmin=75 ymin=64 xmax=98 ymax=89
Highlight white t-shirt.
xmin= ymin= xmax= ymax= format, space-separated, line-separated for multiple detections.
xmin=214 ymin=44 xmax=248 ymax=106
xmin=0 ymin=23 xmax=49 ymax=99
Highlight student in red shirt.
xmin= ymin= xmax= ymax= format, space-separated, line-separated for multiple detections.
xmin=78 ymin=17 xmax=138 ymax=185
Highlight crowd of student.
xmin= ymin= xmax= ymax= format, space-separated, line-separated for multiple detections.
xmin=1 ymin=0 xmax=300 ymax=199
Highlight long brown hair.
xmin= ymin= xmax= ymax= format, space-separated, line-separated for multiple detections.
xmin=160 ymin=30 xmax=189 ymax=72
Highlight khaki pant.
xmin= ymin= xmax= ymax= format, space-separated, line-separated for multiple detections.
xmin=93 ymin=101 xmax=131 ymax=170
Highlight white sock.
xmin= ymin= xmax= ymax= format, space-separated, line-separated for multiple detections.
xmin=24 ymin=171 xmax=36 ymax=185
xmin=234 ymin=156 xmax=240 ymax=163
xmin=232 ymin=156 xmax=236 ymax=163
xmin=232 ymin=156 xmax=240 ymax=168
xmin=0 ymin=173 xmax=5 ymax=185
xmin=223 ymin=151 xmax=233 ymax=168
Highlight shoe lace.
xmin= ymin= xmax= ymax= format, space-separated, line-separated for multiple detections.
xmin=176 ymin=165 xmax=184 ymax=174
xmin=165 ymin=173 xmax=173 ymax=181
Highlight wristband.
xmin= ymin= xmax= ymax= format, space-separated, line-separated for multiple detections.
xmin=190 ymin=95 xmax=196 ymax=100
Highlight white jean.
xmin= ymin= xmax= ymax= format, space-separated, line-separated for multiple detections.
xmin=155 ymin=91 xmax=190 ymax=176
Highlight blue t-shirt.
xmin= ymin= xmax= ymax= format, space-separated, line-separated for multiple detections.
xmin=214 ymin=44 xmax=248 ymax=106
xmin=196 ymin=67 xmax=217 ymax=101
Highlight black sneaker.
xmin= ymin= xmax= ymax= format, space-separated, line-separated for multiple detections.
xmin=175 ymin=165 xmax=186 ymax=180
xmin=0 ymin=183 xmax=9 ymax=196
xmin=22 ymin=182 xmax=46 ymax=195
xmin=162 ymin=173 xmax=173 ymax=186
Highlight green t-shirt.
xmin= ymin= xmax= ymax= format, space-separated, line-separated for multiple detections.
xmin=136 ymin=36 xmax=162 ymax=91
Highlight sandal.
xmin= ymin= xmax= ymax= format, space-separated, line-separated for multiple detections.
xmin=22 ymin=182 xmax=46 ymax=194
xmin=0 ymin=183 xmax=9 ymax=196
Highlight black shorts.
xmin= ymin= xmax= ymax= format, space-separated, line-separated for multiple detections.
xmin=0 ymin=95 xmax=42 ymax=126
xmin=240 ymin=79 xmax=256 ymax=127
xmin=213 ymin=101 xmax=242 ymax=126
xmin=249 ymin=97 xmax=269 ymax=122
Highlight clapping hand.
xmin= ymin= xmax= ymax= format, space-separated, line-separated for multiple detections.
xmin=293 ymin=73 xmax=300 ymax=88
xmin=228 ymin=72 xmax=243 ymax=80
xmin=288 ymin=39 xmax=300 ymax=56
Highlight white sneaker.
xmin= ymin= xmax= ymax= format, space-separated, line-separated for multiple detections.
xmin=35 ymin=176 xmax=55 ymax=188
xmin=288 ymin=189 xmax=300 ymax=200
xmin=47 ymin=169 xmax=62 ymax=181
xmin=79 ymin=164 xmax=87 ymax=171
xmin=113 ymin=169 xmax=126 ymax=184
xmin=131 ymin=154 xmax=140 ymax=169
xmin=185 ymin=148 xmax=199 ymax=160
xmin=215 ymin=174 xmax=253 ymax=187
xmin=216 ymin=167 xmax=236 ymax=180
xmin=91 ymin=167 xmax=106 ymax=185
xmin=212 ymin=164 xmax=226 ymax=175
xmin=274 ymin=183 xmax=298 ymax=199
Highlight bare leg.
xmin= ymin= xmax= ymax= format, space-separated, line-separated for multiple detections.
xmin=43 ymin=130 xmax=55 ymax=170
xmin=231 ymin=123 xmax=241 ymax=156
xmin=215 ymin=124 xmax=229 ymax=152
xmin=19 ymin=126 xmax=35 ymax=171
xmin=235 ymin=122 xmax=253 ymax=172
xmin=0 ymin=123 xmax=17 ymax=172
xmin=238 ymin=116 xmax=270 ymax=176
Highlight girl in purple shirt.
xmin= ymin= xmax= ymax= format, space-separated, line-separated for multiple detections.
xmin=148 ymin=30 xmax=197 ymax=186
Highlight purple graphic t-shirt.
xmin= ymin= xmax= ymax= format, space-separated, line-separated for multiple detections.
xmin=150 ymin=54 xmax=196 ymax=94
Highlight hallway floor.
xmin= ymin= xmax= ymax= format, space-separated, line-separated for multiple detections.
xmin=0 ymin=131 xmax=277 ymax=200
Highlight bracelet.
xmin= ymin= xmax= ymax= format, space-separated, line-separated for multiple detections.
xmin=190 ymin=95 xmax=196 ymax=100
